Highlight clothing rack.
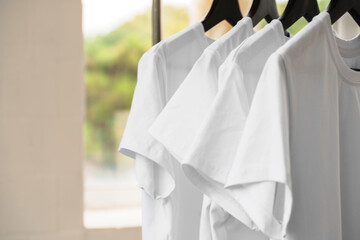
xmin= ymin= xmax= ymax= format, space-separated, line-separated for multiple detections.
xmin=152 ymin=0 xmax=161 ymax=45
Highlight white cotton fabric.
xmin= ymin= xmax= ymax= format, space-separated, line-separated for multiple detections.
xmin=225 ymin=12 xmax=360 ymax=240
xmin=149 ymin=17 xmax=254 ymax=163
xmin=149 ymin=17 xmax=256 ymax=237
xmin=119 ymin=22 xmax=214 ymax=240
xmin=182 ymin=20 xmax=288 ymax=240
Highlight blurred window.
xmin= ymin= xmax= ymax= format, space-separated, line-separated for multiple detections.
xmin=82 ymin=0 xmax=191 ymax=229
xmin=82 ymin=0 xmax=355 ymax=230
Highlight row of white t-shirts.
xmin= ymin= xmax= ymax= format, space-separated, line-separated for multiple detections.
xmin=120 ymin=11 xmax=360 ymax=240
xmin=150 ymin=17 xmax=288 ymax=240
xmin=226 ymin=12 xmax=360 ymax=240
xmin=183 ymin=19 xmax=290 ymax=240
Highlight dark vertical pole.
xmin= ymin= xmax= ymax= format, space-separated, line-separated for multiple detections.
xmin=152 ymin=0 xmax=161 ymax=45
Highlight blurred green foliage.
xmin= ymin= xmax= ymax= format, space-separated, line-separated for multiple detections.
xmin=85 ymin=1 xmax=332 ymax=168
xmin=85 ymin=6 xmax=189 ymax=168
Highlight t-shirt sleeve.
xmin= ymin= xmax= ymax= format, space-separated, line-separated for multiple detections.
xmin=225 ymin=53 xmax=293 ymax=240
xmin=119 ymin=51 xmax=175 ymax=199
xmin=183 ymin=62 xmax=249 ymax=183
xmin=181 ymin=63 xmax=257 ymax=229
xmin=149 ymin=52 xmax=219 ymax=162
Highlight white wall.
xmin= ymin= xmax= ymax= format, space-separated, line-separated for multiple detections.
xmin=0 ymin=0 xmax=85 ymax=239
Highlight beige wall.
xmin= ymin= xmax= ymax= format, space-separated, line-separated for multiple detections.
xmin=0 ymin=0 xmax=85 ymax=239
xmin=0 ymin=1 xmax=142 ymax=239
xmin=86 ymin=228 xmax=141 ymax=240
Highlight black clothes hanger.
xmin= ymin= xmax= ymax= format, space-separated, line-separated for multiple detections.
xmin=279 ymin=0 xmax=320 ymax=31
xmin=327 ymin=0 xmax=360 ymax=26
xmin=202 ymin=0 xmax=220 ymax=22
xmin=202 ymin=0 xmax=243 ymax=32
xmin=327 ymin=0 xmax=360 ymax=72
xmin=247 ymin=0 xmax=279 ymax=26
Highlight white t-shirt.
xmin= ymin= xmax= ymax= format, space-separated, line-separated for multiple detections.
xmin=182 ymin=20 xmax=288 ymax=240
xmin=149 ymin=17 xmax=254 ymax=163
xmin=225 ymin=12 xmax=360 ymax=240
xmin=119 ymin=22 xmax=214 ymax=240
xmin=148 ymin=17 xmax=255 ymax=235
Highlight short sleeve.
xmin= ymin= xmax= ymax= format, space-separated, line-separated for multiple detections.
xmin=225 ymin=53 xmax=293 ymax=239
xmin=149 ymin=52 xmax=219 ymax=162
xmin=182 ymin=62 xmax=249 ymax=183
xmin=181 ymin=62 xmax=257 ymax=230
xmin=119 ymin=51 xmax=175 ymax=199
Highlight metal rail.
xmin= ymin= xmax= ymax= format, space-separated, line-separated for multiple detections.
xmin=152 ymin=0 xmax=161 ymax=45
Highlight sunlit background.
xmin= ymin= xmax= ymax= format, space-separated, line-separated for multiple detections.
xmin=1 ymin=0 xmax=358 ymax=240
xmin=82 ymin=0 xmax=194 ymax=229
xmin=81 ymin=0 xmax=335 ymax=230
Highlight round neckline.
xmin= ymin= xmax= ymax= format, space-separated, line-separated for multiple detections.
xmin=321 ymin=12 xmax=360 ymax=85
xmin=200 ymin=17 xmax=255 ymax=54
